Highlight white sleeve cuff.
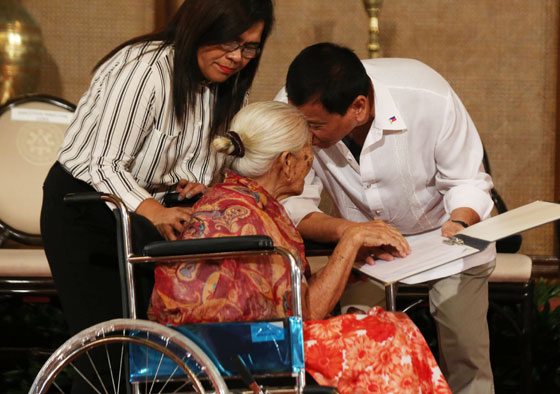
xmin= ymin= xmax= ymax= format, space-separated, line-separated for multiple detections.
xmin=282 ymin=170 xmax=323 ymax=226
xmin=283 ymin=198 xmax=322 ymax=227
xmin=443 ymin=185 xmax=494 ymax=220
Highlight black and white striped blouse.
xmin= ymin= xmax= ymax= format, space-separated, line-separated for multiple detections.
xmin=58 ymin=42 xmax=222 ymax=210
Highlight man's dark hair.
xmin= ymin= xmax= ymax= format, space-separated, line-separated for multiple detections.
xmin=286 ymin=43 xmax=370 ymax=115
xmin=96 ymin=0 xmax=274 ymax=137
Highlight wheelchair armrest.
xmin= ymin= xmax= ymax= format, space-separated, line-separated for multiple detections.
xmin=65 ymin=191 xmax=203 ymax=207
xmin=143 ymin=235 xmax=274 ymax=256
xmin=303 ymin=239 xmax=336 ymax=256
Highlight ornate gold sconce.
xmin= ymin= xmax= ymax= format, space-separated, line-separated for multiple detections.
xmin=0 ymin=0 xmax=44 ymax=105
xmin=362 ymin=0 xmax=383 ymax=58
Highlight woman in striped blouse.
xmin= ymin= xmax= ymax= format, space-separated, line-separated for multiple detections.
xmin=40 ymin=0 xmax=274 ymax=363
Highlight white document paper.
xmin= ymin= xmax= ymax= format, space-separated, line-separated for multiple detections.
xmin=354 ymin=229 xmax=480 ymax=283
xmin=354 ymin=200 xmax=560 ymax=284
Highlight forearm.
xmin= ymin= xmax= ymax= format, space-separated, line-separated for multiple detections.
xmin=303 ymin=222 xmax=410 ymax=320
xmin=306 ymin=237 xmax=360 ymax=319
xmin=450 ymin=207 xmax=480 ymax=226
xmin=136 ymin=198 xmax=166 ymax=222
xmin=91 ymin=167 xmax=153 ymax=211
xmin=297 ymin=212 xmax=356 ymax=243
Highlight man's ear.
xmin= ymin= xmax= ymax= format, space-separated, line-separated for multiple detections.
xmin=351 ymin=95 xmax=369 ymax=123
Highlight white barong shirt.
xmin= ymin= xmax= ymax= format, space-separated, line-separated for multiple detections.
xmin=277 ymin=58 xmax=496 ymax=284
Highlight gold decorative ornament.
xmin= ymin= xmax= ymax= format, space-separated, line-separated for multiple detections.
xmin=0 ymin=0 xmax=44 ymax=105
xmin=362 ymin=0 xmax=383 ymax=58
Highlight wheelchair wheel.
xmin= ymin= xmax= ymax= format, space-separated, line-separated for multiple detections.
xmin=29 ymin=318 xmax=228 ymax=393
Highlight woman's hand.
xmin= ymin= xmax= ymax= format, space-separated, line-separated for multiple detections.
xmin=362 ymin=246 xmax=401 ymax=264
xmin=344 ymin=221 xmax=410 ymax=264
xmin=175 ymin=179 xmax=207 ymax=200
xmin=136 ymin=198 xmax=192 ymax=240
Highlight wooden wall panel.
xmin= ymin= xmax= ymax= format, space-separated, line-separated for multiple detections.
xmin=377 ymin=0 xmax=559 ymax=256
xmin=19 ymin=0 xmax=558 ymax=255
xmin=20 ymin=0 xmax=156 ymax=103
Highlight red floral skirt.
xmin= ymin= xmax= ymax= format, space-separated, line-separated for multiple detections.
xmin=303 ymin=307 xmax=451 ymax=394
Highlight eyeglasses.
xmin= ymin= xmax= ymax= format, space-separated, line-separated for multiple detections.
xmin=219 ymin=41 xmax=261 ymax=59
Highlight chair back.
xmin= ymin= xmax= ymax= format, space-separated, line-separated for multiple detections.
xmin=0 ymin=95 xmax=75 ymax=242
xmin=483 ymin=148 xmax=522 ymax=253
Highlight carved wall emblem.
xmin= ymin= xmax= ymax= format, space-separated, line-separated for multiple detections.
xmin=16 ymin=122 xmax=64 ymax=165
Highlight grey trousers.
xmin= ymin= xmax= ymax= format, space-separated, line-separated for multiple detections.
xmin=339 ymin=260 xmax=496 ymax=394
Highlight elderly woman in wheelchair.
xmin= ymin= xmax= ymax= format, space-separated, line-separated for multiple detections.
xmin=149 ymin=101 xmax=451 ymax=393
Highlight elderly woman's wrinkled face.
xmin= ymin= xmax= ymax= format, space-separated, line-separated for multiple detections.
xmin=289 ymin=140 xmax=314 ymax=196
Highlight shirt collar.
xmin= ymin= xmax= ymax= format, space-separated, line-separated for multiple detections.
xmin=222 ymin=169 xmax=272 ymax=204
xmin=371 ymin=77 xmax=407 ymax=131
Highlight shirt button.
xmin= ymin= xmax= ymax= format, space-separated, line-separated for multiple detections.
xmin=375 ymin=209 xmax=382 ymax=215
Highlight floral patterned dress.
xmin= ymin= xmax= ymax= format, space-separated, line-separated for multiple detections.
xmin=149 ymin=170 xmax=451 ymax=394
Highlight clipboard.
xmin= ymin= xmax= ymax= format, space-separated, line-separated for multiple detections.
xmin=354 ymin=200 xmax=560 ymax=284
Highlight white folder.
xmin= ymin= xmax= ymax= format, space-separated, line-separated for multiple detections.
xmin=354 ymin=201 xmax=560 ymax=284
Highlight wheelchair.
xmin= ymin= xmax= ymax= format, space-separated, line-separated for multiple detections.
xmin=30 ymin=192 xmax=336 ymax=393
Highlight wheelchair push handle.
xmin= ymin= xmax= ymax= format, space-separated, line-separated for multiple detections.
xmin=64 ymin=192 xmax=126 ymax=213
xmin=63 ymin=191 xmax=107 ymax=204
xmin=64 ymin=191 xmax=203 ymax=208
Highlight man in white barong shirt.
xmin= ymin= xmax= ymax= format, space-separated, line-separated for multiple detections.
xmin=275 ymin=43 xmax=496 ymax=394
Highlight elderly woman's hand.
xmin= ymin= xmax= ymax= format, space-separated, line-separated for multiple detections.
xmin=306 ymin=220 xmax=410 ymax=320
xmin=345 ymin=221 xmax=410 ymax=264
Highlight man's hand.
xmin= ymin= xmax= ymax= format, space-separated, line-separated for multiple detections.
xmin=441 ymin=207 xmax=480 ymax=237
xmin=441 ymin=220 xmax=467 ymax=238
xmin=175 ymin=179 xmax=207 ymax=201
xmin=136 ymin=198 xmax=192 ymax=240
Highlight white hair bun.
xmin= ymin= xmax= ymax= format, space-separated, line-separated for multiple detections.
xmin=212 ymin=136 xmax=235 ymax=155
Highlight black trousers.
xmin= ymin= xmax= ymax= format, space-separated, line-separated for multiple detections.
xmin=41 ymin=162 xmax=155 ymax=332
xmin=41 ymin=163 xmax=159 ymax=392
